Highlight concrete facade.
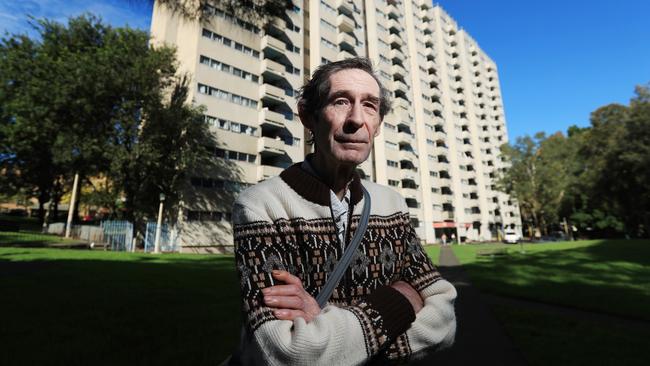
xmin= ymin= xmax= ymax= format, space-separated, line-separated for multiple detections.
xmin=149 ymin=0 xmax=522 ymax=252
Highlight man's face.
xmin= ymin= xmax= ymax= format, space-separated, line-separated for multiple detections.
xmin=304 ymin=68 xmax=382 ymax=168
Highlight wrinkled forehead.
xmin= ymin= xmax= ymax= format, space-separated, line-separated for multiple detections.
xmin=327 ymin=68 xmax=381 ymax=99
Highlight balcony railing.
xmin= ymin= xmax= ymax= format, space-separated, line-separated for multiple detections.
xmin=261 ymin=35 xmax=285 ymax=54
xmin=259 ymin=108 xmax=285 ymax=129
xmin=259 ymin=137 xmax=286 ymax=156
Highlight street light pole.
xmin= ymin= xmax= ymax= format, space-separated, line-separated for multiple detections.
xmin=65 ymin=173 xmax=80 ymax=238
xmin=153 ymin=193 xmax=165 ymax=254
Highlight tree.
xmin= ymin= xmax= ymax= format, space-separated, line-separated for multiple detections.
xmin=611 ymin=84 xmax=650 ymax=237
xmin=0 ymin=15 xmax=216 ymax=232
xmin=153 ymin=0 xmax=294 ymax=24
xmin=496 ymin=132 xmax=574 ymax=238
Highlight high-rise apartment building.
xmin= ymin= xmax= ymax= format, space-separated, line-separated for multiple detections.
xmin=150 ymin=0 xmax=522 ymax=252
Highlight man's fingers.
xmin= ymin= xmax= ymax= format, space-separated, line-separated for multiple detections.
xmin=264 ymin=295 xmax=304 ymax=310
xmin=271 ymin=270 xmax=303 ymax=286
xmin=261 ymin=284 xmax=303 ymax=296
xmin=273 ymin=309 xmax=312 ymax=322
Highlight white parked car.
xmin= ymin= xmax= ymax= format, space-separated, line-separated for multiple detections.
xmin=503 ymin=231 xmax=520 ymax=244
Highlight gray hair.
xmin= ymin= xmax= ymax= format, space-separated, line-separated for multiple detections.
xmin=297 ymin=57 xmax=392 ymax=122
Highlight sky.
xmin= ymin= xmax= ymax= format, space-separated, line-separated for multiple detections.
xmin=1 ymin=0 xmax=649 ymax=140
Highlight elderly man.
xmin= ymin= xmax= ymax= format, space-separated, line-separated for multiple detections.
xmin=231 ymin=58 xmax=456 ymax=365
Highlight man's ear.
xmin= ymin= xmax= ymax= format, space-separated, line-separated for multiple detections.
xmin=298 ymin=104 xmax=315 ymax=130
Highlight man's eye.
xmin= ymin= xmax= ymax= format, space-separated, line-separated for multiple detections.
xmin=334 ymin=99 xmax=349 ymax=106
xmin=364 ymin=102 xmax=378 ymax=111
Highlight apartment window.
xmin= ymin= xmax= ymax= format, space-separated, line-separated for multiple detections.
xmin=321 ymin=57 xmax=331 ymax=65
xmin=205 ymin=115 xmax=257 ymax=136
xmin=201 ymin=29 xmax=260 ymax=58
xmin=388 ymin=179 xmax=400 ymax=187
xmin=320 ymin=19 xmax=336 ymax=32
xmin=213 ymin=147 xmax=257 ymax=163
xmin=200 ymin=55 xmax=259 ymax=83
xmin=208 ymin=6 xmax=260 ymax=34
xmin=198 ymin=83 xmax=258 ymax=109
xmin=321 ymin=37 xmax=337 ymax=50
xmin=286 ymin=43 xmax=300 ymax=53
xmin=320 ymin=0 xmax=337 ymax=15
xmin=386 ymin=141 xmax=398 ymax=150
xmin=387 ymin=160 xmax=399 ymax=168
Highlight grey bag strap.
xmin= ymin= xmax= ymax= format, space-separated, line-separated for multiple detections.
xmin=315 ymin=186 xmax=371 ymax=308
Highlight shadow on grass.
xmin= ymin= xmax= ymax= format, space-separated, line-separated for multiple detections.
xmin=457 ymin=239 xmax=650 ymax=321
xmin=0 ymin=253 xmax=242 ymax=366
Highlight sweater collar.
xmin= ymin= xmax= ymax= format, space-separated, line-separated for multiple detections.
xmin=280 ymin=160 xmax=363 ymax=207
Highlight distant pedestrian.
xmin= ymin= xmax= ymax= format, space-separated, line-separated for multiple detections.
xmin=441 ymin=233 xmax=447 ymax=246
xmin=451 ymin=233 xmax=456 ymax=244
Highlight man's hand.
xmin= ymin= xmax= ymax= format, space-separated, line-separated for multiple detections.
xmin=262 ymin=270 xmax=321 ymax=322
xmin=391 ymin=281 xmax=424 ymax=313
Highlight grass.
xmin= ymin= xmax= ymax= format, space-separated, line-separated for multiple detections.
xmin=490 ymin=302 xmax=650 ymax=366
xmin=424 ymin=244 xmax=441 ymax=265
xmin=0 ymin=248 xmax=240 ymax=366
xmin=450 ymin=240 xmax=650 ymax=365
xmin=451 ymin=240 xmax=650 ymax=320
xmin=1 ymin=240 xmax=648 ymax=365
xmin=0 ymin=231 xmax=80 ymax=246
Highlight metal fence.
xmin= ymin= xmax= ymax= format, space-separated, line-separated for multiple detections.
xmin=101 ymin=220 xmax=134 ymax=251
xmin=144 ymin=222 xmax=179 ymax=253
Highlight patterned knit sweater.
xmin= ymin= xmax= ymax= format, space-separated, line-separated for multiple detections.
xmin=232 ymin=164 xmax=456 ymax=365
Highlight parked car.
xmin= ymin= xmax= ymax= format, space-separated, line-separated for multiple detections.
xmin=503 ymin=231 xmax=520 ymax=244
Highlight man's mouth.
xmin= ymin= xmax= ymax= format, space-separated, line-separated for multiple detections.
xmin=336 ymin=138 xmax=367 ymax=144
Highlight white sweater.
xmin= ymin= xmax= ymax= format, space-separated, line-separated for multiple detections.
xmin=232 ymin=164 xmax=456 ymax=365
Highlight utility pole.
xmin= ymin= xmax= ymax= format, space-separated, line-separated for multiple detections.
xmin=65 ymin=173 xmax=79 ymax=238
xmin=153 ymin=193 xmax=165 ymax=254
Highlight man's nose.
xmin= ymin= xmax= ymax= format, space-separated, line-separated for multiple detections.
xmin=346 ymin=100 xmax=364 ymax=128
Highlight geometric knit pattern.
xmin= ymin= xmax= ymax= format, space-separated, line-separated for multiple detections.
xmin=234 ymin=211 xmax=442 ymax=360
xmin=232 ymin=162 xmax=455 ymax=364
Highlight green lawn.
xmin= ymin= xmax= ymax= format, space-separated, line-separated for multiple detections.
xmin=1 ymin=241 xmax=648 ymax=365
xmin=451 ymin=240 xmax=650 ymax=365
xmin=0 ymin=231 xmax=80 ymax=246
xmin=424 ymin=244 xmax=441 ymax=265
xmin=0 ymin=248 xmax=240 ymax=366
xmin=490 ymin=302 xmax=650 ymax=366
xmin=451 ymin=240 xmax=650 ymax=320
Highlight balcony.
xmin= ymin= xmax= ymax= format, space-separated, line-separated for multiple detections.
xmin=338 ymin=50 xmax=356 ymax=61
xmin=336 ymin=0 xmax=354 ymax=15
xmin=337 ymin=32 xmax=357 ymax=52
xmin=261 ymin=58 xmax=287 ymax=79
xmin=337 ymin=14 xmax=355 ymax=33
xmin=261 ymin=35 xmax=286 ymax=57
xmin=442 ymin=211 xmax=455 ymax=220
xmin=387 ymin=4 xmax=399 ymax=18
xmin=392 ymin=79 xmax=408 ymax=95
xmin=393 ymin=97 xmax=409 ymax=111
xmin=387 ymin=19 xmax=401 ymax=33
xmin=390 ymin=48 xmax=405 ymax=62
xmin=388 ymin=34 xmax=403 ymax=47
xmin=259 ymin=137 xmax=286 ymax=156
xmin=259 ymin=108 xmax=285 ymax=129
xmin=261 ymin=165 xmax=283 ymax=179
xmin=392 ymin=63 xmax=407 ymax=78
xmin=260 ymin=83 xmax=288 ymax=105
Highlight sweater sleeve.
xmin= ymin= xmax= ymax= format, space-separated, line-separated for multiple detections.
xmin=233 ymin=201 xmax=416 ymax=366
xmin=379 ymin=223 xmax=457 ymax=363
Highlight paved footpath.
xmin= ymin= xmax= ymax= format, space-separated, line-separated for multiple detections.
xmin=411 ymin=246 xmax=528 ymax=365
